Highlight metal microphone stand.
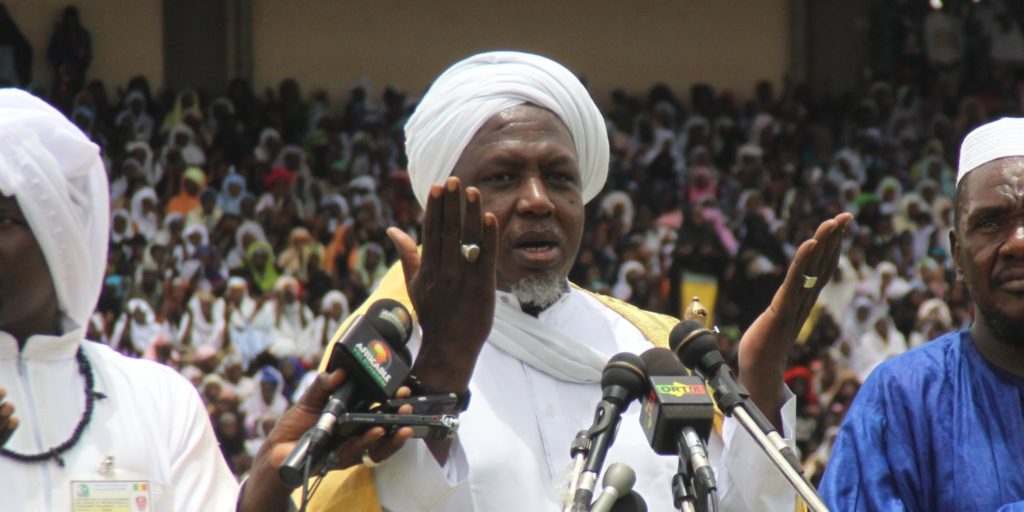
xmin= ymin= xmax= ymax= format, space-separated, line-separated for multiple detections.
xmin=671 ymin=458 xmax=698 ymax=512
xmin=729 ymin=407 xmax=826 ymax=511
xmin=681 ymin=297 xmax=828 ymax=512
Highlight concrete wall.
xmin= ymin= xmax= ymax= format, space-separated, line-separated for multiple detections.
xmin=251 ymin=0 xmax=792 ymax=106
xmin=4 ymin=0 xmax=163 ymax=91
xmin=4 ymin=0 xmax=791 ymax=105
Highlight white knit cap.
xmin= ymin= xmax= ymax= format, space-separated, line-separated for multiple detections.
xmin=957 ymin=117 xmax=1024 ymax=185
xmin=0 ymin=89 xmax=109 ymax=330
xmin=404 ymin=51 xmax=609 ymax=208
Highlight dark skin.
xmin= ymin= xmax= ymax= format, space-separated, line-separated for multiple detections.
xmin=951 ymin=157 xmax=1024 ymax=377
xmin=0 ymin=196 xmax=62 ymax=347
xmin=387 ymin=105 xmax=850 ymax=463
xmin=0 ymin=195 xmax=66 ymax=447
xmin=237 ymin=370 xmax=413 ymax=511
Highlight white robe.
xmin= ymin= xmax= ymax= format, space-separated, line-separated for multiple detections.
xmin=252 ymin=300 xmax=315 ymax=359
xmin=374 ymin=288 xmax=797 ymax=511
xmin=0 ymin=329 xmax=238 ymax=511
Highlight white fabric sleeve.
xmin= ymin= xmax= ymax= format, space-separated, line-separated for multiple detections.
xmin=167 ymin=376 xmax=241 ymax=512
xmin=374 ymin=436 xmax=473 ymax=511
xmin=715 ymin=388 xmax=799 ymax=512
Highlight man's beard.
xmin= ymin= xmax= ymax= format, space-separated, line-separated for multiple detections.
xmin=509 ymin=274 xmax=566 ymax=310
xmin=975 ymin=298 xmax=1024 ymax=347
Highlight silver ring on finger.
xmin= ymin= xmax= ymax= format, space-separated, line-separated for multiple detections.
xmin=802 ymin=275 xmax=818 ymax=289
xmin=362 ymin=449 xmax=380 ymax=468
xmin=460 ymin=243 xmax=480 ymax=263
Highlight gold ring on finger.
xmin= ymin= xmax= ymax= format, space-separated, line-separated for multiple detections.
xmin=802 ymin=275 xmax=818 ymax=289
xmin=460 ymin=243 xmax=480 ymax=263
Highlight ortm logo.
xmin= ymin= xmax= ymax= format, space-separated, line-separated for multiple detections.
xmin=656 ymin=382 xmax=707 ymax=398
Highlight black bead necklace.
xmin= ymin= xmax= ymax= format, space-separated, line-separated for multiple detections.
xmin=0 ymin=348 xmax=105 ymax=467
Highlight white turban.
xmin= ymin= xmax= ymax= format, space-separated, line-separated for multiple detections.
xmin=957 ymin=117 xmax=1024 ymax=185
xmin=405 ymin=51 xmax=609 ymax=208
xmin=0 ymin=89 xmax=109 ymax=329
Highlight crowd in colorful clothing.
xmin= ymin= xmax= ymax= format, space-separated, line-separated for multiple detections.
xmin=4 ymin=0 xmax=1022 ymax=484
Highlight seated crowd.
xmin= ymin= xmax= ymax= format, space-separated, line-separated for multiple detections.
xmin=19 ymin=45 xmax=1021 ymax=483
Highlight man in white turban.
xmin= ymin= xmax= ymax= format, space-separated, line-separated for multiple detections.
xmin=242 ymin=51 xmax=849 ymax=511
xmin=0 ymin=89 xmax=238 ymax=511
xmin=821 ymin=117 xmax=1024 ymax=510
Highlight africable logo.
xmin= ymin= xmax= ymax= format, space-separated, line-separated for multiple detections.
xmin=656 ymin=382 xmax=707 ymax=398
xmin=355 ymin=340 xmax=393 ymax=387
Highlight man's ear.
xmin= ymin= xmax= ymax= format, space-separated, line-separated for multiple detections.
xmin=950 ymin=228 xmax=964 ymax=282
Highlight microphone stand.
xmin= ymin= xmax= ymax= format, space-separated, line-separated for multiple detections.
xmin=671 ymin=458 xmax=698 ymax=512
xmin=727 ymin=406 xmax=826 ymax=512
xmin=676 ymin=434 xmax=717 ymax=512
xmin=679 ymin=297 xmax=827 ymax=512
xmin=564 ymin=430 xmax=591 ymax=512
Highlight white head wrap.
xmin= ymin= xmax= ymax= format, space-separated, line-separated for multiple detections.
xmin=0 ymin=89 xmax=109 ymax=329
xmin=405 ymin=51 xmax=608 ymax=208
xmin=957 ymin=117 xmax=1024 ymax=185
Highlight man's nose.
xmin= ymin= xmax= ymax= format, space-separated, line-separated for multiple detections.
xmin=516 ymin=176 xmax=554 ymax=216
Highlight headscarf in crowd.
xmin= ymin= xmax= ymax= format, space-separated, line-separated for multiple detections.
xmin=254 ymin=127 xmax=280 ymax=163
xmin=129 ymin=186 xmax=160 ymax=239
xmin=167 ymin=122 xmax=206 ymax=167
xmin=246 ymin=241 xmax=279 ymax=294
xmin=0 ymin=88 xmax=109 ymax=329
xmin=126 ymin=140 xmax=160 ymax=186
xmin=227 ymin=219 xmax=268 ymax=270
xmin=160 ymin=88 xmax=200 ymax=133
xmin=167 ymin=166 xmax=206 ymax=216
xmin=110 ymin=208 xmax=135 ymax=244
xmin=111 ymin=298 xmax=165 ymax=354
xmin=241 ymin=365 xmax=288 ymax=435
xmin=182 ymin=223 xmax=209 ymax=258
xmin=612 ymin=260 xmax=645 ymax=301
xmin=404 ymin=51 xmax=609 ymax=208
xmin=219 ymin=173 xmax=248 ymax=216
xmin=273 ymin=145 xmax=312 ymax=182
xmin=600 ymin=191 xmax=635 ymax=235
xmin=181 ymin=291 xmax=225 ymax=352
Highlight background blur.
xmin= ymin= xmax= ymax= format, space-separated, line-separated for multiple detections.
xmin=2 ymin=0 xmax=1022 ymax=487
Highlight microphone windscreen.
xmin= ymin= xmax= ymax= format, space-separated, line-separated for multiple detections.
xmin=601 ymin=352 xmax=647 ymax=401
xmin=601 ymin=463 xmax=636 ymax=495
xmin=365 ymin=299 xmax=413 ymax=348
xmin=638 ymin=347 xmax=689 ymax=376
xmin=668 ymin=320 xmax=718 ymax=371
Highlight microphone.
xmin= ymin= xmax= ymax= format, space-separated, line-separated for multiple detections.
xmin=637 ymin=348 xmax=716 ymax=499
xmin=570 ymin=353 xmax=647 ymax=512
xmin=609 ymin=491 xmax=647 ymax=512
xmin=669 ymin=320 xmax=804 ymax=474
xmin=279 ymin=299 xmax=413 ymax=486
xmin=589 ymin=463 xmax=636 ymax=512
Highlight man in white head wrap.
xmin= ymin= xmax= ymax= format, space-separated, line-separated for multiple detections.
xmin=0 ymin=89 xmax=238 ymax=511
xmin=241 ymin=52 xmax=849 ymax=511
xmin=822 ymin=117 xmax=1024 ymax=510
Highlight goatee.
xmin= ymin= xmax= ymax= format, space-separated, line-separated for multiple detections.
xmin=509 ymin=274 xmax=566 ymax=310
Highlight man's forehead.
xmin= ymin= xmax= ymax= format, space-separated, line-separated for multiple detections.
xmin=481 ymin=104 xmax=572 ymax=139
xmin=452 ymin=105 xmax=577 ymax=178
xmin=962 ymin=157 xmax=1024 ymax=197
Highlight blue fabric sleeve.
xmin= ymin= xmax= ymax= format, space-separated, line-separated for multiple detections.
xmin=818 ymin=372 xmax=921 ymax=512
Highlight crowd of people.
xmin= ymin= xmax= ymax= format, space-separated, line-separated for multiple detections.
xmin=3 ymin=0 xmax=1023 ymax=487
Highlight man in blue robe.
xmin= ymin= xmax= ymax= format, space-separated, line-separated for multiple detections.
xmin=820 ymin=118 xmax=1024 ymax=511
